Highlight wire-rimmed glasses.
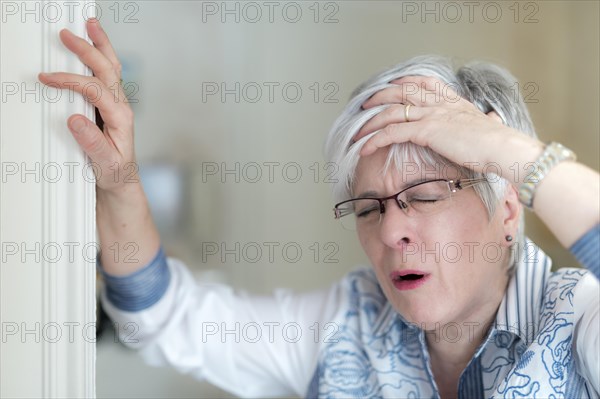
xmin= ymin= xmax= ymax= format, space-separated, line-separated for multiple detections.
xmin=333 ymin=178 xmax=488 ymax=230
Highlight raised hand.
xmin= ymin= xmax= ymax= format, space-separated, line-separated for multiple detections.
xmin=355 ymin=76 xmax=544 ymax=187
xmin=39 ymin=18 xmax=136 ymax=193
xmin=39 ymin=18 xmax=160 ymax=275
xmin=354 ymin=76 xmax=598 ymax=247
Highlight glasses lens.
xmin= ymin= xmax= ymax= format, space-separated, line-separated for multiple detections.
xmin=337 ymin=199 xmax=381 ymax=231
xmin=340 ymin=215 xmax=357 ymax=231
xmin=335 ymin=180 xmax=457 ymax=231
xmin=400 ymin=180 xmax=452 ymax=216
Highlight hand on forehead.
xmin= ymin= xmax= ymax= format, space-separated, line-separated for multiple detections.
xmin=354 ymin=75 xmax=467 ymax=143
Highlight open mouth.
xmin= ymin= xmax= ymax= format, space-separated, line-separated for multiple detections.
xmin=390 ymin=270 xmax=430 ymax=290
xmin=395 ymin=273 xmax=424 ymax=281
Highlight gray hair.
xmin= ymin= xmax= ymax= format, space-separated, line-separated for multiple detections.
xmin=325 ymin=55 xmax=537 ymax=274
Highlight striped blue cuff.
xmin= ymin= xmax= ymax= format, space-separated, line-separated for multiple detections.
xmin=570 ymin=224 xmax=600 ymax=279
xmin=98 ymin=247 xmax=171 ymax=312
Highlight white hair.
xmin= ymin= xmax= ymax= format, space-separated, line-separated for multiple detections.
xmin=325 ymin=55 xmax=537 ymax=274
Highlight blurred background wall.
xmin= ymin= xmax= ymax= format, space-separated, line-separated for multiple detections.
xmin=95 ymin=1 xmax=599 ymax=397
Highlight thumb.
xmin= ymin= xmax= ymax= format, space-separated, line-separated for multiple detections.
xmin=67 ymin=115 xmax=112 ymax=163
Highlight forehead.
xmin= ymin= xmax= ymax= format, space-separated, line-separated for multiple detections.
xmin=353 ymin=147 xmax=460 ymax=194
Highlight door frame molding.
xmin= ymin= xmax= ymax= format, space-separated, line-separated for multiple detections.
xmin=1 ymin=1 xmax=96 ymax=397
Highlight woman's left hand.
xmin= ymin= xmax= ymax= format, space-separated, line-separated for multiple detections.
xmin=355 ymin=76 xmax=599 ymax=248
xmin=355 ymin=76 xmax=544 ymax=187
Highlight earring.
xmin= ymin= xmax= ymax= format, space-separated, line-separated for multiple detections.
xmin=505 ymin=235 xmax=513 ymax=242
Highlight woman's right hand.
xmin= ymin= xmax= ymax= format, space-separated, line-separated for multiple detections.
xmin=38 ymin=18 xmax=137 ymax=193
xmin=39 ymin=18 xmax=161 ymax=275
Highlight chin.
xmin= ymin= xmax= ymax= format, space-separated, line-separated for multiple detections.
xmin=377 ymin=272 xmax=457 ymax=330
xmin=390 ymin=296 xmax=447 ymax=330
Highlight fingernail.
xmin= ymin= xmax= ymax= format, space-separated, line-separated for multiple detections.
xmin=71 ymin=118 xmax=87 ymax=133
xmin=39 ymin=72 xmax=55 ymax=78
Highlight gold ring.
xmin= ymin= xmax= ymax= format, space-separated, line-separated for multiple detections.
xmin=404 ymin=104 xmax=412 ymax=122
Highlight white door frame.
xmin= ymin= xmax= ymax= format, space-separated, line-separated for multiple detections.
xmin=1 ymin=1 xmax=96 ymax=397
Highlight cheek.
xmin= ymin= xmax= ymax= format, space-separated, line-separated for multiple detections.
xmin=437 ymin=201 xmax=492 ymax=241
xmin=357 ymin=229 xmax=383 ymax=264
xmin=357 ymin=229 xmax=373 ymax=255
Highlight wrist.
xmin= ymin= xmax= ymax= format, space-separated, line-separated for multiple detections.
xmin=498 ymin=134 xmax=545 ymax=186
xmin=518 ymin=142 xmax=577 ymax=209
xmin=97 ymin=181 xmax=146 ymax=206
xmin=96 ymin=182 xmax=154 ymax=230
xmin=96 ymin=181 xmax=161 ymax=274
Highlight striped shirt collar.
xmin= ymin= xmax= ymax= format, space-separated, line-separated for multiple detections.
xmin=493 ymin=238 xmax=552 ymax=345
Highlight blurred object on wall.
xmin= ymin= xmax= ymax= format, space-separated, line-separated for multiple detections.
xmin=139 ymin=163 xmax=185 ymax=236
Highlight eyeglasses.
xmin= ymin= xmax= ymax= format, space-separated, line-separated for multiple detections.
xmin=333 ymin=178 xmax=488 ymax=230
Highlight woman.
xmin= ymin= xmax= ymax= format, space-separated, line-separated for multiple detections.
xmin=39 ymin=19 xmax=599 ymax=398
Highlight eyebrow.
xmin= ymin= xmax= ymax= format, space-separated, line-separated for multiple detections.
xmin=355 ymin=177 xmax=438 ymax=199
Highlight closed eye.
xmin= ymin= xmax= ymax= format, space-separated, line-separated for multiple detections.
xmin=409 ymin=198 xmax=439 ymax=203
xmin=356 ymin=206 xmax=379 ymax=218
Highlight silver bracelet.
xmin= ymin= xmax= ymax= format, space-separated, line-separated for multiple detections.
xmin=518 ymin=142 xmax=576 ymax=209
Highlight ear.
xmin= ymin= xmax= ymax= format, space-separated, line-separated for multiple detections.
xmin=501 ymin=185 xmax=522 ymax=246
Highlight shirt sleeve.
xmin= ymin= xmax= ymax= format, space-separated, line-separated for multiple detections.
xmin=99 ymin=255 xmax=349 ymax=398
xmin=571 ymin=224 xmax=600 ymax=393
xmin=98 ymin=247 xmax=171 ymax=311
xmin=570 ymin=223 xmax=600 ymax=279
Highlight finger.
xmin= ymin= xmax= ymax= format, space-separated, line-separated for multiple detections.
xmin=355 ymin=104 xmax=429 ymax=142
xmin=38 ymin=72 xmax=128 ymax=126
xmin=59 ymin=28 xmax=119 ymax=87
xmin=67 ymin=115 xmax=116 ymax=163
xmin=363 ymin=76 xmax=437 ymax=109
xmin=392 ymin=75 xmax=463 ymax=102
xmin=360 ymin=121 xmax=429 ymax=157
xmin=391 ymin=76 xmax=445 ymax=92
xmin=86 ymin=18 xmax=122 ymax=77
xmin=363 ymin=75 xmax=465 ymax=109
xmin=362 ymin=85 xmax=437 ymax=109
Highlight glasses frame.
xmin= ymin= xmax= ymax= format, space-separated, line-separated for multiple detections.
xmin=333 ymin=178 xmax=488 ymax=220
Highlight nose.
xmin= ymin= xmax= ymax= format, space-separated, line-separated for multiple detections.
xmin=378 ymin=200 xmax=414 ymax=250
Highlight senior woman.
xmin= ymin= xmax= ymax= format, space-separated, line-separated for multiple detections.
xmin=39 ymin=19 xmax=599 ymax=398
